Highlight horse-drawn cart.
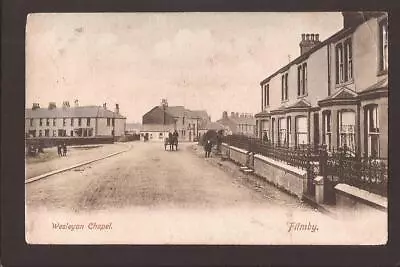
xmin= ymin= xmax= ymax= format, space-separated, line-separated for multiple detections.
xmin=164 ymin=136 xmax=178 ymax=151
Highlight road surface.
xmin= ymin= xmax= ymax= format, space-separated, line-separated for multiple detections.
xmin=25 ymin=142 xmax=385 ymax=245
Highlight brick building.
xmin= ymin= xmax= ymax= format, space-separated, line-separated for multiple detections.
xmin=141 ymin=99 xmax=210 ymax=142
xmin=255 ymin=12 xmax=388 ymax=158
xmin=25 ymin=101 xmax=126 ymax=139
xmin=217 ymin=111 xmax=256 ymax=136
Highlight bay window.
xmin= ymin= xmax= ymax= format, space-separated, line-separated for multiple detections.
xmin=365 ymin=105 xmax=380 ymax=157
xmin=322 ymin=111 xmax=332 ymax=150
xmin=278 ymin=117 xmax=287 ymax=146
xmin=295 ymin=116 xmax=308 ymax=147
xmin=338 ymin=110 xmax=356 ymax=152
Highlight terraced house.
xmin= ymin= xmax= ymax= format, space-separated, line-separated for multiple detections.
xmin=255 ymin=12 xmax=388 ymax=158
xmin=25 ymin=100 xmax=126 ymax=139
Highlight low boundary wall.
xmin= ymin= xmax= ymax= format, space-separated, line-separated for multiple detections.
xmin=335 ymin=183 xmax=387 ymax=214
xmin=221 ymin=143 xmax=308 ymax=198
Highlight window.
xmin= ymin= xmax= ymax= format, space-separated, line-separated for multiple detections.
xmin=297 ymin=63 xmax=307 ymax=96
xmin=159 ymin=133 xmax=163 ymax=139
xmin=45 ymin=129 xmax=49 ymax=137
xmin=271 ymin=118 xmax=275 ymax=144
xmin=63 ymin=118 xmax=66 ymax=126
xmin=53 ymin=130 xmax=56 ymax=136
xmin=46 ymin=118 xmax=50 ymax=126
xmin=266 ymin=84 xmax=269 ymax=106
xmin=338 ymin=110 xmax=356 ymax=152
xmin=39 ymin=118 xmax=43 ymax=126
xmin=71 ymin=118 xmax=74 ymax=126
xmin=287 ymin=116 xmax=292 ymax=147
xmin=112 ymin=118 xmax=115 ymax=127
xmin=78 ymin=118 xmax=82 ymax=126
xmin=87 ymin=118 xmax=91 ymax=126
xmin=39 ymin=130 xmax=42 ymax=137
xmin=278 ymin=118 xmax=287 ymax=146
xmin=53 ymin=118 xmax=56 ymax=126
xmin=183 ymin=117 xmax=185 ymax=125
xmin=30 ymin=119 xmax=33 ymax=126
xmin=379 ymin=18 xmax=388 ymax=72
xmin=107 ymin=118 xmax=110 ymax=126
xmin=263 ymin=84 xmax=269 ymax=108
xmin=323 ymin=111 xmax=332 ymax=150
xmin=281 ymin=74 xmax=288 ymax=101
xmin=295 ymin=116 xmax=308 ymax=147
xmin=336 ymin=39 xmax=352 ymax=84
xmin=29 ymin=130 xmax=36 ymax=137
xmin=88 ymin=128 xmax=93 ymax=136
xmin=344 ymin=40 xmax=352 ymax=81
xmin=365 ymin=105 xmax=380 ymax=157
xmin=70 ymin=130 xmax=74 ymax=137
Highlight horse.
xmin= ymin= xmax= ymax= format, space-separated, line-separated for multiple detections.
xmin=164 ymin=136 xmax=178 ymax=151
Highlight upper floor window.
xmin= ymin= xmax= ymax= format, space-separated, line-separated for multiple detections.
xmin=112 ymin=118 xmax=115 ymax=127
xmin=78 ymin=118 xmax=82 ymax=126
xmin=266 ymin=84 xmax=269 ymax=106
xmin=63 ymin=118 xmax=66 ymax=126
xmin=71 ymin=118 xmax=74 ymax=126
xmin=30 ymin=119 xmax=34 ymax=126
xmin=46 ymin=118 xmax=50 ymax=126
xmin=87 ymin=118 xmax=91 ymax=126
xmin=281 ymin=73 xmax=288 ymax=101
xmin=53 ymin=118 xmax=56 ymax=126
xmin=107 ymin=118 xmax=110 ymax=126
xmin=335 ymin=38 xmax=353 ymax=84
xmin=39 ymin=118 xmax=43 ymax=126
xmin=379 ymin=17 xmax=388 ymax=72
xmin=297 ymin=62 xmax=307 ymax=97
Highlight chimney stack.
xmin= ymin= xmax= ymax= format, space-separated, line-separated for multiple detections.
xmin=115 ymin=103 xmax=120 ymax=114
xmin=74 ymin=99 xmax=79 ymax=107
xmin=299 ymin=33 xmax=321 ymax=55
xmin=222 ymin=111 xmax=228 ymax=119
xmin=62 ymin=101 xmax=70 ymax=108
xmin=236 ymin=112 xmax=239 ymax=118
xmin=48 ymin=102 xmax=56 ymax=110
xmin=230 ymin=112 xmax=235 ymax=118
xmin=103 ymin=103 xmax=107 ymax=109
xmin=32 ymin=103 xmax=40 ymax=110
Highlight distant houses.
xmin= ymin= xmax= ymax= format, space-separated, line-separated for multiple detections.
xmin=140 ymin=99 xmax=211 ymax=142
xmin=25 ymin=100 xmax=126 ymax=139
xmin=217 ymin=111 xmax=256 ymax=136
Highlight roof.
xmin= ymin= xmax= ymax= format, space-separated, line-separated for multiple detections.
xmin=360 ymin=77 xmax=388 ymax=94
xmin=125 ymin=123 xmax=142 ymax=130
xmin=260 ymin=27 xmax=356 ymax=85
xmin=25 ymin=106 xmax=126 ymax=119
xmin=140 ymin=124 xmax=175 ymax=132
xmin=164 ymin=106 xmax=187 ymax=117
xmin=227 ymin=116 xmax=256 ymax=125
xmin=199 ymin=121 xmax=226 ymax=130
xmin=190 ymin=110 xmax=209 ymax=120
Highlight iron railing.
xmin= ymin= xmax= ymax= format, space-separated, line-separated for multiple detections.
xmin=222 ymin=134 xmax=388 ymax=197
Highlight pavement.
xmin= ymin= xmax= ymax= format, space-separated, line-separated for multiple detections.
xmin=25 ymin=142 xmax=387 ymax=245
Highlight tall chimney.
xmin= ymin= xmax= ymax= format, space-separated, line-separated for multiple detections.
xmin=299 ymin=33 xmax=321 ymax=55
xmin=32 ymin=103 xmax=40 ymax=110
xmin=48 ymin=102 xmax=56 ymax=110
xmin=62 ymin=101 xmax=70 ymax=108
xmin=115 ymin=104 xmax=120 ymax=114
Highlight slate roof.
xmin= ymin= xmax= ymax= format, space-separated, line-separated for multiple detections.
xmin=160 ymin=106 xmax=209 ymax=120
xmin=190 ymin=110 xmax=209 ymax=120
xmin=140 ymin=124 xmax=175 ymax=132
xmin=361 ymin=78 xmax=388 ymax=94
xmin=25 ymin=106 xmax=126 ymax=119
xmin=199 ymin=121 xmax=226 ymax=130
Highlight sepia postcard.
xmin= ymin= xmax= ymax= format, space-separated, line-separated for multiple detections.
xmin=25 ymin=12 xmax=388 ymax=245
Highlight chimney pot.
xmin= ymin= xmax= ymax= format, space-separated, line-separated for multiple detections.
xmin=231 ymin=112 xmax=235 ymax=117
xmin=32 ymin=103 xmax=40 ymax=110
xmin=311 ymin=34 xmax=315 ymax=41
xmin=74 ymin=99 xmax=79 ymax=107
xmin=316 ymin=34 xmax=320 ymax=41
xmin=62 ymin=101 xmax=70 ymax=108
xmin=306 ymin=34 xmax=310 ymax=40
xmin=115 ymin=103 xmax=120 ymax=114
xmin=301 ymin=33 xmax=305 ymax=41
xmin=103 ymin=103 xmax=107 ymax=109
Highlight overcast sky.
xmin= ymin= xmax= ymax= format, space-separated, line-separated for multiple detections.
xmin=26 ymin=12 xmax=342 ymax=123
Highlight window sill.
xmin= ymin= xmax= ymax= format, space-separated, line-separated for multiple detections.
xmin=335 ymin=79 xmax=354 ymax=88
xmin=377 ymin=69 xmax=388 ymax=77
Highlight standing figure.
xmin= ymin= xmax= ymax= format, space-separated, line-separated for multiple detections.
xmin=62 ymin=143 xmax=67 ymax=156
xmin=204 ymin=140 xmax=212 ymax=158
xmin=57 ymin=144 xmax=62 ymax=156
xmin=168 ymin=132 xmax=173 ymax=150
xmin=173 ymin=130 xmax=179 ymax=150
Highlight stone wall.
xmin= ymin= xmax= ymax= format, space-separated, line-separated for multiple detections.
xmin=253 ymin=154 xmax=307 ymax=198
xmin=229 ymin=146 xmax=248 ymax=166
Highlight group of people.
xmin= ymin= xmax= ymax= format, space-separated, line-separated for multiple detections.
xmin=57 ymin=143 xmax=68 ymax=157
xmin=168 ymin=130 xmax=179 ymax=141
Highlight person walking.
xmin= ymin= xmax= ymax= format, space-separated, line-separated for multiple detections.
xmin=204 ymin=139 xmax=212 ymax=158
xmin=57 ymin=144 xmax=62 ymax=157
xmin=62 ymin=143 xmax=67 ymax=156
